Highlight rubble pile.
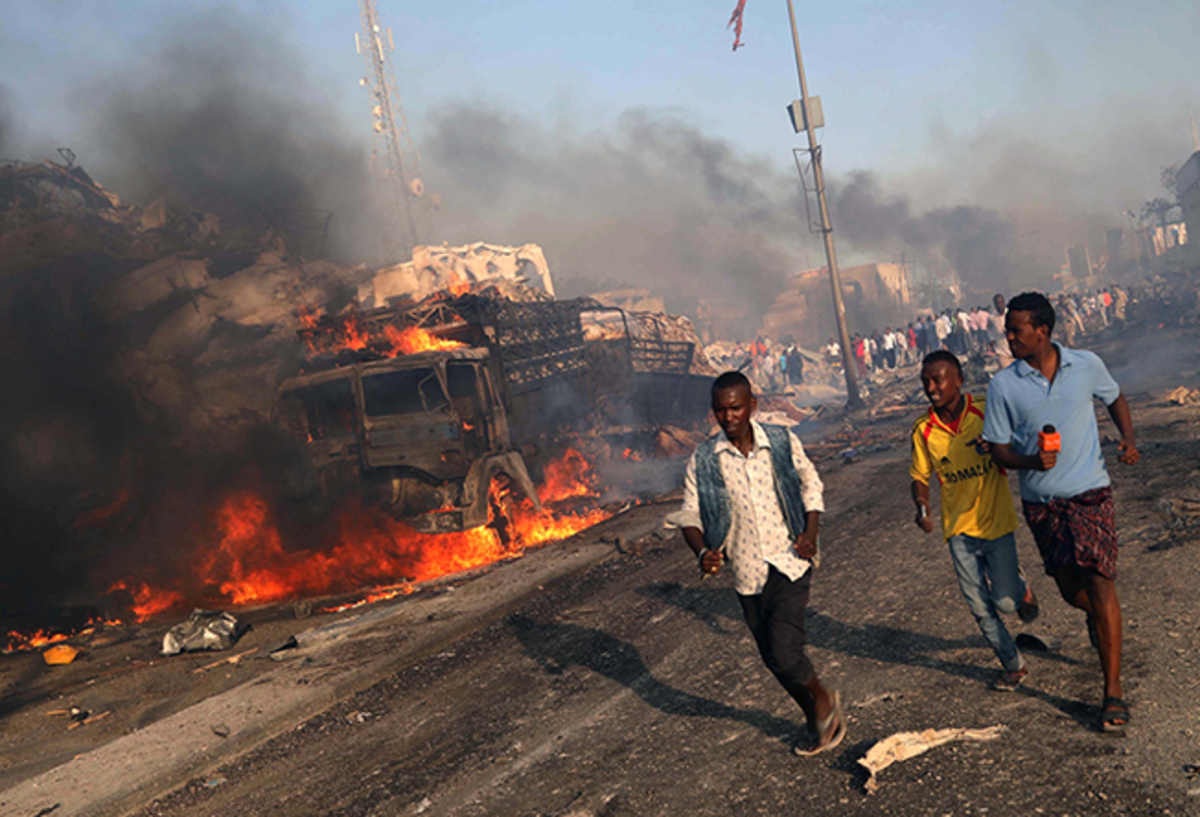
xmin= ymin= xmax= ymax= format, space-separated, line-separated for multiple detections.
xmin=1 ymin=159 xmax=368 ymax=434
xmin=653 ymin=425 xmax=708 ymax=458
xmin=627 ymin=311 xmax=718 ymax=376
xmin=1166 ymin=386 xmax=1200 ymax=406
xmin=363 ymin=242 xmax=555 ymax=307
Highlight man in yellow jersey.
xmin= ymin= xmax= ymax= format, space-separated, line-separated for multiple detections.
xmin=911 ymin=351 xmax=1040 ymax=690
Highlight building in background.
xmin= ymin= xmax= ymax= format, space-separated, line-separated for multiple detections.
xmin=1174 ymin=151 xmax=1200 ymax=267
xmin=759 ymin=262 xmax=913 ymax=347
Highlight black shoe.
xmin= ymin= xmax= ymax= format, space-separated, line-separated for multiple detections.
xmin=1017 ymin=577 xmax=1040 ymax=624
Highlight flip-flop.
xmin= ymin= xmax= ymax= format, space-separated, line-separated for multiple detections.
xmin=794 ymin=689 xmax=846 ymax=757
xmin=1101 ymin=696 xmax=1130 ymax=734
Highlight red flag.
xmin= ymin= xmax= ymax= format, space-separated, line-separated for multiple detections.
xmin=727 ymin=0 xmax=747 ymax=50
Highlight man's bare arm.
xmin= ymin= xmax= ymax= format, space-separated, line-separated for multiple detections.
xmin=1106 ymin=394 xmax=1141 ymax=465
xmin=990 ymin=442 xmax=1056 ymax=471
xmin=794 ymin=511 xmax=820 ymax=559
xmin=911 ymin=480 xmax=935 ymax=533
xmin=683 ymin=526 xmax=723 ymax=575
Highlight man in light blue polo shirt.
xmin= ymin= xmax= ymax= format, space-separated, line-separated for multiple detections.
xmin=982 ymin=292 xmax=1140 ymax=733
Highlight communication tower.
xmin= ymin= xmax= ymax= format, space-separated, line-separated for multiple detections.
xmin=356 ymin=0 xmax=434 ymax=258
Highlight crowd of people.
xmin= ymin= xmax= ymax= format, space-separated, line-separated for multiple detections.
xmin=703 ymin=283 xmax=1142 ymax=398
xmin=707 ymin=339 xmax=808 ymax=392
xmin=819 ymin=285 xmax=1133 ymax=380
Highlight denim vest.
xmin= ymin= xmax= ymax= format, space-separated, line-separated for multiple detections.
xmin=693 ymin=423 xmax=808 ymax=552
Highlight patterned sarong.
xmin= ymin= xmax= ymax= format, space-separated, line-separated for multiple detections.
xmin=1022 ymin=486 xmax=1117 ymax=579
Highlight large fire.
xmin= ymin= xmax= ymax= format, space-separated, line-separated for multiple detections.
xmin=93 ymin=448 xmax=611 ymax=625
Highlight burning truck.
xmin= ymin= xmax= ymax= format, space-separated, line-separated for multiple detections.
xmin=276 ymin=288 xmax=715 ymax=534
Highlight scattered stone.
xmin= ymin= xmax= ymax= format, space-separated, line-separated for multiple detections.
xmin=211 ymin=723 xmax=230 ymax=738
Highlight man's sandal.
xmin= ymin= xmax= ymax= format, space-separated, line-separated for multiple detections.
xmin=1101 ymin=697 xmax=1130 ymax=733
xmin=794 ymin=690 xmax=847 ymax=757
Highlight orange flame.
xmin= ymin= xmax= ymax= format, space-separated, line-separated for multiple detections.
xmin=447 ymin=274 xmax=471 ymax=296
xmin=3 ymin=616 xmax=124 ymax=654
xmin=539 ymin=448 xmax=599 ymax=503
xmin=297 ymin=306 xmax=320 ymax=329
xmin=108 ymin=578 xmax=183 ymax=622
xmin=3 ymin=629 xmax=74 ymax=654
xmin=102 ymin=449 xmax=614 ymax=619
xmin=300 ymin=307 xmax=466 ymax=359
xmin=381 ymin=325 xmax=466 ymax=356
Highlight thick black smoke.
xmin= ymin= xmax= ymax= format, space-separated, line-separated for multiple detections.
xmin=84 ymin=9 xmax=382 ymax=263
xmin=831 ymin=170 xmax=1019 ymax=292
xmin=0 ymin=10 xmax=373 ymax=622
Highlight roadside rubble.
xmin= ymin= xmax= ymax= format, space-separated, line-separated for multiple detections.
xmin=1157 ymin=496 xmax=1200 ymax=529
xmin=1166 ymin=385 xmax=1200 ymax=405
xmin=859 ymin=725 xmax=1007 ymax=794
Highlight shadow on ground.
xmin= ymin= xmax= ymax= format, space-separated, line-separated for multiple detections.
xmin=508 ymin=613 xmax=799 ymax=743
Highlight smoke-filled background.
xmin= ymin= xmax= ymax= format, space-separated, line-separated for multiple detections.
xmin=1 ymin=3 xmax=1197 ymax=619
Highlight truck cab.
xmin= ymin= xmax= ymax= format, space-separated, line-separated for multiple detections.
xmin=277 ymin=348 xmax=540 ymax=532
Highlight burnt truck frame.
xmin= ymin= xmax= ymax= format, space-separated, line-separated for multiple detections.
xmin=277 ymin=295 xmax=710 ymax=533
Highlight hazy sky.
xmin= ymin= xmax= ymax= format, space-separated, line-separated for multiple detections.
xmin=5 ymin=0 xmax=1198 ymax=182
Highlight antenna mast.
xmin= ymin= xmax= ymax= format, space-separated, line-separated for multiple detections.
xmin=356 ymin=0 xmax=431 ymax=258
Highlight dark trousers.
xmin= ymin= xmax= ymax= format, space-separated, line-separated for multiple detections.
xmin=738 ymin=566 xmax=816 ymax=710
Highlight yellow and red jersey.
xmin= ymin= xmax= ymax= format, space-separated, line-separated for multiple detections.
xmin=910 ymin=394 xmax=1018 ymax=541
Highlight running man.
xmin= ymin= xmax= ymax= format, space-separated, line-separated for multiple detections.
xmin=911 ymin=351 xmax=1040 ymax=690
xmin=670 ymin=371 xmax=845 ymax=755
xmin=983 ymin=292 xmax=1140 ymax=732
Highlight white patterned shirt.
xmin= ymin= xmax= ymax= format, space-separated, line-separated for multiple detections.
xmin=671 ymin=421 xmax=825 ymax=596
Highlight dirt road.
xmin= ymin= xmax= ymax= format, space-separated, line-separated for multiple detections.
xmin=129 ymin=340 xmax=1200 ymax=816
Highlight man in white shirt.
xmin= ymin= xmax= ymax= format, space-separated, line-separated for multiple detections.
xmin=955 ymin=308 xmax=972 ymax=353
xmin=936 ymin=312 xmax=952 ymax=350
xmin=988 ymin=293 xmax=1013 ymax=369
xmin=824 ymin=337 xmax=840 ymax=366
xmin=670 ymin=371 xmax=844 ymax=756
xmin=894 ymin=326 xmax=909 ymax=366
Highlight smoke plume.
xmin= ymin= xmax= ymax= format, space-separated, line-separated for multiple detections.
xmin=82 ymin=10 xmax=383 ymax=263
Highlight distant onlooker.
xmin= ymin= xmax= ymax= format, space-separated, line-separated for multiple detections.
xmin=988 ymin=293 xmax=1013 ymax=369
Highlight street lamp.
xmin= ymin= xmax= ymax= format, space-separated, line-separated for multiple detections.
xmin=783 ymin=0 xmax=863 ymax=408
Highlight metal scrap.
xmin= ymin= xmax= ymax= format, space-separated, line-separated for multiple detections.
xmin=162 ymin=610 xmax=248 ymax=656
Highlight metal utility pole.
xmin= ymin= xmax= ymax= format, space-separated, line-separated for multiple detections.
xmin=784 ymin=0 xmax=862 ymax=408
xmin=357 ymin=0 xmax=430 ymax=259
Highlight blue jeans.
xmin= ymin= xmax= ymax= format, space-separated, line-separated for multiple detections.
xmin=947 ymin=532 xmax=1026 ymax=672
